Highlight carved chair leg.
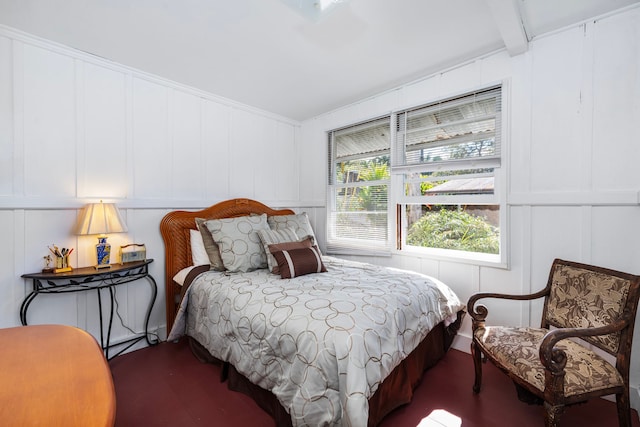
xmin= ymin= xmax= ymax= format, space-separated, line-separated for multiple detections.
xmin=471 ymin=341 xmax=483 ymax=394
xmin=543 ymin=402 xmax=564 ymax=427
xmin=616 ymin=390 xmax=632 ymax=427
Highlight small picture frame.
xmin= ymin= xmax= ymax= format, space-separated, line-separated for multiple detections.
xmin=119 ymin=244 xmax=146 ymax=264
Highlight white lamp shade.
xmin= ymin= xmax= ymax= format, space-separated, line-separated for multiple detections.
xmin=74 ymin=202 xmax=128 ymax=236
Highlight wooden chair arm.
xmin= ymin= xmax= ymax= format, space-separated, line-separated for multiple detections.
xmin=539 ymin=318 xmax=629 ymax=373
xmin=467 ymin=288 xmax=550 ymax=322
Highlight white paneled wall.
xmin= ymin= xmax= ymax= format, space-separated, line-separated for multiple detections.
xmin=22 ymin=44 xmax=76 ymax=197
xmin=0 ymin=26 xmax=313 ymax=353
xmin=0 ymin=36 xmax=12 ymax=195
xmin=80 ymin=63 xmax=128 ymax=198
xmin=132 ymin=77 xmax=172 ymax=199
xmin=300 ymin=7 xmax=640 ymax=411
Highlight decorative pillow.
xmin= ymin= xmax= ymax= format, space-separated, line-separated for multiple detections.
xmin=267 ymin=237 xmax=314 ymax=274
xmin=267 ymin=213 xmax=317 ymax=245
xmin=257 ymin=227 xmax=300 ymax=273
xmin=189 ymin=229 xmax=210 ymax=266
xmin=269 ymin=245 xmax=327 ymax=279
xmin=195 ymin=218 xmax=225 ymax=271
xmin=204 ymin=214 xmax=270 ymax=273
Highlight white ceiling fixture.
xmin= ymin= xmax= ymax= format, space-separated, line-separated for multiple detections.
xmin=281 ymin=0 xmax=348 ymax=22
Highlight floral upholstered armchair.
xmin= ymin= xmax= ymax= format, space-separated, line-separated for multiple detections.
xmin=468 ymin=258 xmax=640 ymax=427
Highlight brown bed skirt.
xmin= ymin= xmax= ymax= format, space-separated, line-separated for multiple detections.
xmin=187 ymin=309 xmax=464 ymax=427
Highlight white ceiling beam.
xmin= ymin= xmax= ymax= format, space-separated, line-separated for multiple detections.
xmin=485 ymin=0 xmax=529 ymax=56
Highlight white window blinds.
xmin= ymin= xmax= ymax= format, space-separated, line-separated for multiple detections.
xmin=394 ymin=85 xmax=502 ymax=174
xmin=327 ymin=116 xmax=391 ymax=255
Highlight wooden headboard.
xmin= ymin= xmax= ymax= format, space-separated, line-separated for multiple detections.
xmin=159 ymin=198 xmax=295 ymax=333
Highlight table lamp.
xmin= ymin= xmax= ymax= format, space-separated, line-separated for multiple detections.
xmin=74 ymin=201 xmax=128 ymax=269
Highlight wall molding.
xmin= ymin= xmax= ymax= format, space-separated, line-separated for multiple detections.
xmin=508 ymin=190 xmax=640 ymax=206
xmin=0 ymin=196 xmax=326 ymax=210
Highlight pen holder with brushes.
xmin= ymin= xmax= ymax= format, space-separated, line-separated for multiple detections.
xmin=47 ymin=246 xmax=73 ymax=273
xmin=54 ymin=255 xmax=71 ymax=273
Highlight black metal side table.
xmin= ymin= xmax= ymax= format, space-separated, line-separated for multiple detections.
xmin=21 ymin=259 xmax=158 ymax=360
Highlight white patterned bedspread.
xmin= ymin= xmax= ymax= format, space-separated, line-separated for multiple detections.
xmin=168 ymin=256 xmax=463 ymax=427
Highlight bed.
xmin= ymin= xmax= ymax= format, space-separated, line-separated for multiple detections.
xmin=161 ymin=198 xmax=464 ymax=427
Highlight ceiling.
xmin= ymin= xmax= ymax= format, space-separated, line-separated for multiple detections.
xmin=0 ymin=0 xmax=638 ymax=121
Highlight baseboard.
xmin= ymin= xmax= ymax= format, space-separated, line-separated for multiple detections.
xmin=451 ymin=332 xmax=471 ymax=354
xmin=632 ymin=385 xmax=640 ymax=419
xmin=108 ymin=325 xmax=167 ymax=358
xmin=156 ymin=325 xmax=167 ymax=341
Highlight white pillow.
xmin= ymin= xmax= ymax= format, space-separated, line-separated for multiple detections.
xmin=204 ymin=214 xmax=270 ymax=273
xmin=173 ymin=266 xmax=197 ymax=287
xmin=190 ymin=229 xmax=210 ymax=266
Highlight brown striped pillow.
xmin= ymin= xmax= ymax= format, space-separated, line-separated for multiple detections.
xmin=266 ymin=237 xmax=314 ymax=274
xmin=269 ymin=245 xmax=326 ymax=279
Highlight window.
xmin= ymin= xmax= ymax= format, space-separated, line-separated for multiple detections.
xmin=326 ymin=84 xmax=505 ymax=264
xmin=327 ymin=116 xmax=391 ymax=255
xmin=394 ymin=85 xmax=504 ymax=262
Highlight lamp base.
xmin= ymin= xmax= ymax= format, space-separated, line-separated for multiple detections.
xmin=95 ymin=236 xmax=112 ymax=269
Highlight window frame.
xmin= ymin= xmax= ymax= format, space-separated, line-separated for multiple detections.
xmin=326 ymin=81 xmax=509 ymax=267
xmin=326 ymin=115 xmax=393 ymax=256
